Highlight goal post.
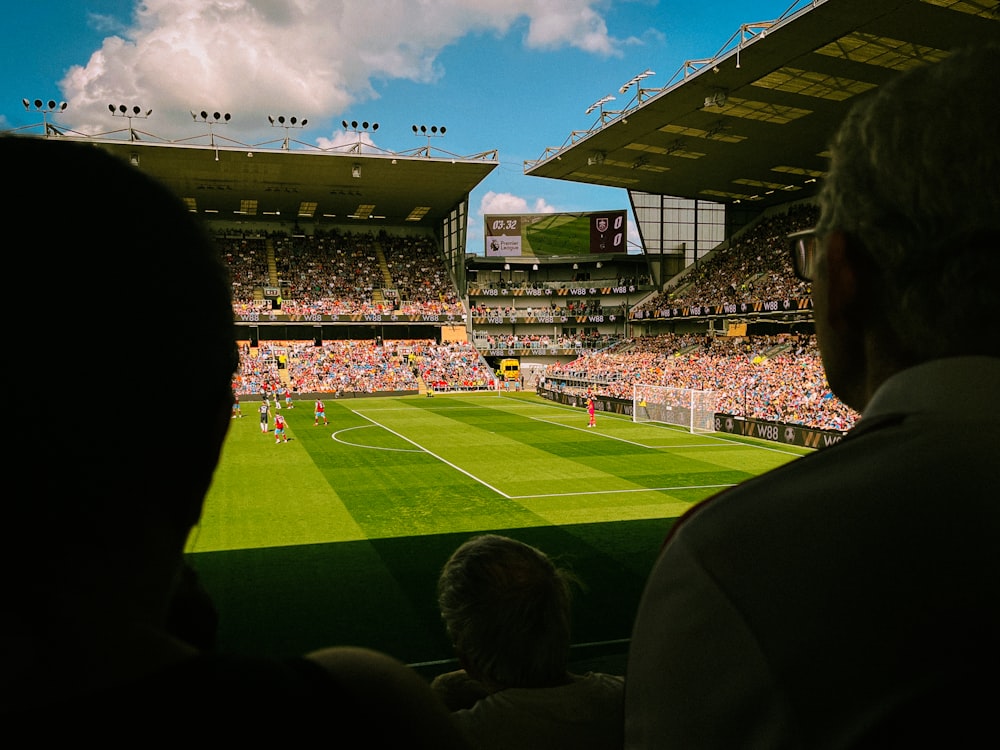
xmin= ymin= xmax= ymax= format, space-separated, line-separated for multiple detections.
xmin=633 ymin=383 xmax=718 ymax=434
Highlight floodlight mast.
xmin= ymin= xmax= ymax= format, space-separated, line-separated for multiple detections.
xmin=108 ymin=103 xmax=153 ymax=142
xmin=585 ymin=94 xmax=627 ymax=126
xmin=619 ymin=69 xmax=655 ymax=95
xmin=20 ymin=98 xmax=68 ymax=136
xmin=342 ymin=119 xmax=379 ymax=154
xmin=585 ymin=94 xmax=615 ymax=116
xmin=412 ymin=124 xmax=446 ymax=157
xmin=618 ymin=69 xmax=663 ymax=106
xmin=190 ymin=110 xmax=231 ymax=147
xmin=267 ymin=114 xmax=308 ymax=149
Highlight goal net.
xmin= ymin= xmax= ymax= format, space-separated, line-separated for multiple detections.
xmin=633 ymin=383 xmax=718 ymax=433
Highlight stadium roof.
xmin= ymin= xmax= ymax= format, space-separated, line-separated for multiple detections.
xmin=105 ymin=138 xmax=497 ymax=229
xmin=14 ymin=0 xmax=995 ymax=229
xmin=25 ymin=132 xmax=498 ymax=231
xmin=524 ymin=0 xmax=999 ymax=211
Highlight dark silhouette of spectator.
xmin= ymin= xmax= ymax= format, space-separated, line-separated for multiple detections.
xmin=433 ymin=534 xmax=624 ymax=749
xmin=165 ymin=561 xmax=219 ymax=651
xmin=624 ymin=44 xmax=1000 ymax=748
xmin=2 ymin=135 xmax=469 ymax=748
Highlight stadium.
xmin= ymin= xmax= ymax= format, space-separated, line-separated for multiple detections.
xmin=7 ymin=0 xmax=996 ymax=691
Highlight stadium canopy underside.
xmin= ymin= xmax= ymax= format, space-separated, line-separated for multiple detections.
xmin=71 ymin=139 xmax=498 ymax=234
xmin=7 ymin=0 xmax=995 ymax=292
xmin=524 ymin=0 xmax=998 ymax=212
xmin=8 ymin=128 xmax=500 ymax=295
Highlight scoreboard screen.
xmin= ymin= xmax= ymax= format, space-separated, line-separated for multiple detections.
xmin=484 ymin=210 xmax=626 ymax=257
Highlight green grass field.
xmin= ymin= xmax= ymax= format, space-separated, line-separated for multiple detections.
xmin=187 ymin=391 xmax=809 ymax=673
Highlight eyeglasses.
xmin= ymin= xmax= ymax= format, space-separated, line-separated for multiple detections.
xmin=787 ymin=228 xmax=819 ymax=282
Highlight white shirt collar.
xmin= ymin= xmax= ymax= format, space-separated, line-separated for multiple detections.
xmin=862 ymin=356 xmax=1000 ymax=421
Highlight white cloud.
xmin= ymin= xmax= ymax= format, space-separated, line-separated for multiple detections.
xmin=521 ymin=2 xmax=617 ymax=55
xmin=57 ymin=0 xmax=626 ymax=141
xmin=87 ymin=12 xmax=131 ymax=36
xmin=464 ymin=190 xmax=559 ymax=254
xmin=479 ymin=190 xmax=556 ymax=217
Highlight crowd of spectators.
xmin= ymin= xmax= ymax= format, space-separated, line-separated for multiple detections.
xmin=272 ymin=230 xmax=384 ymax=311
xmin=469 ymin=273 xmax=650 ymax=290
xmin=221 ymin=206 xmax=819 ymax=320
xmin=232 ymin=338 xmax=496 ymax=396
xmin=419 ymin=342 xmax=497 ymax=392
xmin=470 ymin=298 xmax=610 ymax=317
xmin=219 ymin=229 xmax=464 ymax=317
xmin=544 ymin=332 xmax=858 ymax=432
xmin=382 ymin=235 xmax=464 ymax=315
xmin=634 ymin=204 xmax=819 ymax=314
xmin=218 ymin=236 xmax=269 ymax=303
xmin=221 ymin=207 xmax=861 ymax=432
xmin=235 ymin=339 xmax=415 ymax=395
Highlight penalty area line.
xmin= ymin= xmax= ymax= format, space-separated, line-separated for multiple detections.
xmin=349 ymin=408 xmax=512 ymax=499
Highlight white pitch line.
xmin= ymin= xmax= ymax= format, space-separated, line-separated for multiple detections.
xmin=525 ymin=414 xmax=741 ymax=451
xmin=506 ymin=483 xmax=736 ymax=500
xmin=349 ymin=407 xmax=512 ymax=498
xmin=525 ymin=413 xmax=805 ymax=457
xmin=346 ymin=408 xmax=738 ymax=502
xmin=525 ymin=415 xmax=666 ymax=449
xmin=331 ymin=425 xmax=424 ymax=452
xmin=347 ymin=397 xmax=803 ymax=499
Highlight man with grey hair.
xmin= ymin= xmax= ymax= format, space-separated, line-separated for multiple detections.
xmin=432 ymin=534 xmax=624 ymax=749
xmin=624 ymin=43 xmax=999 ymax=748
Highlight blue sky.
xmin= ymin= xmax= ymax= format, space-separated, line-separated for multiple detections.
xmin=2 ymin=0 xmax=793 ymax=252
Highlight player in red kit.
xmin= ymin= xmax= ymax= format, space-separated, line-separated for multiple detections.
xmin=314 ymin=399 xmax=328 ymax=426
xmin=274 ymin=412 xmax=288 ymax=443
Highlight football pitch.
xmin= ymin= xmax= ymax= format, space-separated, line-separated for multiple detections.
xmin=187 ymin=391 xmax=810 ymax=671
